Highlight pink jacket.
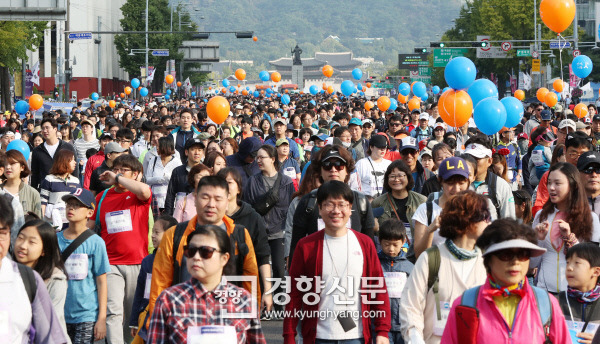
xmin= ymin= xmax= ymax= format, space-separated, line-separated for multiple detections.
xmin=441 ymin=278 xmax=570 ymax=344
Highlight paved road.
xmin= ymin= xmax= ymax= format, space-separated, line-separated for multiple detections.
xmin=261 ymin=320 xmax=284 ymax=344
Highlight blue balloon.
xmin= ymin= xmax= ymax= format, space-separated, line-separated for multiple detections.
xmin=166 ymin=89 xmax=172 ymax=95
xmin=309 ymin=100 xmax=316 ymax=106
xmin=442 ymin=87 xmax=451 ymax=94
xmin=432 ymin=86 xmax=440 ymax=95
xmin=203 ymin=99 xmax=207 ymax=103
xmin=6 ymin=140 xmax=30 ymax=160
xmin=259 ymin=71 xmax=270 ymax=82
xmin=352 ymin=68 xmax=363 ymax=80
xmin=500 ymin=97 xmax=525 ymax=128
xmin=421 ymin=93 xmax=429 ymax=101
xmin=341 ymin=80 xmax=355 ymax=96
xmin=389 ymin=98 xmax=398 ymax=111
xmin=309 ymin=85 xmax=319 ymax=95
xmin=140 ymin=88 xmax=149 ymax=97
xmin=553 ymin=91 xmax=561 ymax=102
xmin=131 ymin=78 xmax=141 ymax=89
xmin=253 ymin=91 xmax=260 ymax=97
xmin=572 ymin=55 xmax=593 ymax=78
xmin=359 ymin=91 xmax=365 ymax=96
xmin=445 ymin=57 xmax=477 ymax=90
xmin=222 ymin=79 xmax=230 ymax=87
xmin=473 ymin=98 xmax=507 ymax=135
xmin=266 ymin=88 xmax=273 ymax=94
xmin=246 ymin=87 xmax=250 ymax=90
xmin=91 ymin=92 xmax=99 ymax=101
xmin=191 ymin=92 xmax=196 ymax=97
xmin=15 ymin=100 xmax=29 ymax=115
xmin=165 ymin=94 xmax=170 ymax=100
xmin=413 ymin=82 xmax=427 ymax=98
xmin=467 ymin=79 xmax=498 ymax=108
xmin=398 ymin=83 xmax=410 ymax=96
xmin=320 ymin=90 xmax=325 ymax=94
xmin=281 ymin=94 xmax=290 ymax=105
xmin=229 ymin=86 xmax=236 ymax=92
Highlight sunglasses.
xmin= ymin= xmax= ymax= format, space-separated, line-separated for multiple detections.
xmin=494 ymin=249 xmax=531 ymax=262
xmin=582 ymin=166 xmax=600 ymax=175
xmin=322 ymin=160 xmax=345 ymax=171
xmin=183 ymin=245 xmax=221 ymax=259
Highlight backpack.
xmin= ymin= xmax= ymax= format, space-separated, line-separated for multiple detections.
xmin=460 ymin=285 xmax=553 ymax=343
xmin=18 ymin=263 xmax=37 ymax=303
xmin=171 ymin=221 xmax=249 ymax=285
xmin=426 ymin=246 xmax=443 ymax=321
xmin=484 ymin=172 xmax=501 ymax=217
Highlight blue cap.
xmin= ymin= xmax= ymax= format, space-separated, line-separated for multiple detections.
xmin=540 ymin=110 xmax=552 ymax=121
xmin=330 ymin=121 xmax=340 ymax=129
xmin=311 ymin=133 xmax=329 ymax=142
xmin=438 ymin=157 xmax=470 ymax=180
xmin=62 ymin=188 xmax=96 ymax=210
xmin=349 ymin=118 xmax=363 ymax=127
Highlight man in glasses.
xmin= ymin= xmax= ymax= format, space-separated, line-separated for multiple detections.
xmin=577 ymin=152 xmax=600 ymax=219
xmin=89 ymin=154 xmax=152 ymax=344
xmin=386 ymin=115 xmax=403 ymax=151
xmin=524 ymin=103 xmax=544 ymax=137
xmin=399 ymin=136 xmax=433 ymax=194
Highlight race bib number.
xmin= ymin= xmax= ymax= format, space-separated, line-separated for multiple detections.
xmin=507 ymin=169 xmax=514 ymax=180
xmin=567 ymin=321 xmax=599 ymax=344
xmin=65 ymin=253 xmax=89 ymax=280
xmin=432 ymin=301 xmax=451 ymax=336
xmin=318 ymin=218 xmax=351 ymax=231
xmin=144 ymin=273 xmax=152 ymax=299
xmin=283 ymin=167 xmax=296 ymax=180
xmin=105 ymin=210 xmax=133 ymax=234
xmin=404 ymin=222 xmax=412 ymax=243
xmin=187 ymin=325 xmax=237 ymax=344
xmin=383 ymin=272 xmax=407 ymax=298
xmin=531 ymin=150 xmax=545 ymax=167
xmin=56 ymin=203 xmax=67 ymax=224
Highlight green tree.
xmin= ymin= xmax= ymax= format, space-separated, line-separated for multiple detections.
xmin=0 ymin=21 xmax=46 ymax=111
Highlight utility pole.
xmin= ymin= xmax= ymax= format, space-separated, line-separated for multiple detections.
xmin=574 ymin=1 xmax=579 ymax=50
xmin=21 ymin=59 xmax=25 ymax=100
xmin=58 ymin=21 xmax=63 ymax=101
xmin=145 ymin=0 xmax=149 ymax=87
xmin=97 ymin=16 xmax=102 ymax=94
xmin=65 ymin=0 xmax=70 ymax=100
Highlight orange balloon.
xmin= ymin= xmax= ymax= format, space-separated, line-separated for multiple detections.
xmin=108 ymin=100 xmax=116 ymax=108
xmin=165 ymin=74 xmax=174 ymax=84
xmin=327 ymin=86 xmax=334 ymax=94
xmin=124 ymin=87 xmax=132 ymax=95
xmin=365 ymin=101 xmax=374 ymax=111
xmin=366 ymin=82 xmax=371 ymax=88
xmin=408 ymin=97 xmax=421 ymax=112
xmin=176 ymin=81 xmax=182 ymax=87
xmin=29 ymin=94 xmax=43 ymax=110
xmin=574 ymin=103 xmax=588 ymax=118
xmin=545 ymin=92 xmax=558 ymax=107
xmin=242 ymin=90 xmax=248 ymax=96
xmin=300 ymin=91 xmax=304 ymax=94
xmin=514 ymin=90 xmax=525 ymax=101
xmin=271 ymin=72 xmax=281 ymax=83
xmin=322 ymin=83 xmax=327 ymax=90
xmin=221 ymin=88 xmax=227 ymax=94
xmin=120 ymin=93 xmax=125 ymax=98
xmin=206 ymin=96 xmax=230 ymax=125
xmin=284 ymin=89 xmax=289 ymax=93
xmin=253 ymin=36 xmax=258 ymax=42
xmin=540 ymin=0 xmax=576 ymax=34
xmin=138 ymin=86 xmax=142 ymax=90
xmin=398 ymin=94 xmax=409 ymax=104
xmin=411 ymin=81 xmax=417 ymax=91
xmin=362 ymin=87 xmax=366 ymax=92
xmin=377 ymin=96 xmax=391 ymax=111
xmin=536 ymin=88 xmax=549 ymax=102
xmin=208 ymin=86 xmax=212 ymax=90
xmin=322 ymin=65 xmax=334 ymax=78
xmin=553 ymin=79 xmax=564 ymax=93
xmin=439 ymin=90 xmax=473 ymax=127
xmin=235 ymin=69 xmax=246 ymax=81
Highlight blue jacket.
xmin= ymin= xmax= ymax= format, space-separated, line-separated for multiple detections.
xmin=225 ymin=137 xmax=263 ymax=189
xmin=129 ymin=251 xmax=155 ymax=327
xmin=377 ymin=250 xmax=414 ymax=332
xmin=264 ymin=136 xmax=300 ymax=160
xmin=169 ymin=126 xmax=201 ymax=163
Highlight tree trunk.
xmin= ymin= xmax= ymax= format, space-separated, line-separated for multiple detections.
xmin=0 ymin=66 xmax=10 ymax=112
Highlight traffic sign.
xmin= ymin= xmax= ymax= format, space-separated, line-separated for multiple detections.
xmin=573 ymin=49 xmax=581 ymax=57
xmin=532 ymin=51 xmax=539 ymax=58
xmin=516 ymin=49 xmax=531 ymax=57
xmin=68 ymin=32 xmax=92 ymax=40
xmin=501 ymin=42 xmax=512 ymax=52
xmin=480 ymin=38 xmax=491 ymax=51
xmin=549 ymin=40 xmax=571 ymax=49
xmin=532 ymin=59 xmax=541 ymax=73
xmin=151 ymin=50 xmax=169 ymax=57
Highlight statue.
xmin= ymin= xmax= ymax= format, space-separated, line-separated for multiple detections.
xmin=291 ymin=44 xmax=302 ymax=65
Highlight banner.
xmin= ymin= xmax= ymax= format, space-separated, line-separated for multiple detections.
xmin=510 ymin=74 xmax=517 ymax=94
xmin=569 ymin=64 xmax=580 ymax=87
xmin=25 ymin=69 xmax=33 ymax=98
xmin=31 ymin=61 xmax=40 ymax=86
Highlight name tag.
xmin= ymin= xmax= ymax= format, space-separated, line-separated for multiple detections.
xmin=404 ymin=222 xmax=412 ymax=243
xmin=54 ymin=203 xmax=67 ymax=224
xmin=567 ymin=321 xmax=599 ymax=344
xmin=531 ymin=150 xmax=545 ymax=167
xmin=317 ymin=218 xmax=351 ymax=231
xmin=384 ymin=272 xmax=407 ymax=298
xmin=432 ymin=301 xmax=451 ymax=336
xmin=144 ymin=273 xmax=152 ymax=299
xmin=283 ymin=167 xmax=296 ymax=179
xmin=65 ymin=253 xmax=89 ymax=280
xmin=187 ymin=325 xmax=237 ymax=344
xmin=105 ymin=209 xmax=133 ymax=234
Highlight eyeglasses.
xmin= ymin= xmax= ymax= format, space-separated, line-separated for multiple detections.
xmin=536 ymin=108 xmax=543 ymax=112
xmin=255 ymin=155 xmax=271 ymax=160
xmin=388 ymin=174 xmax=407 ymax=181
xmin=65 ymin=202 xmax=85 ymax=209
xmin=117 ymin=139 xmax=132 ymax=143
xmin=582 ymin=166 xmax=600 ymax=175
xmin=183 ymin=245 xmax=221 ymax=259
xmin=322 ymin=160 xmax=345 ymax=171
xmin=390 ymin=122 xmax=401 ymax=127
xmin=113 ymin=168 xmax=132 ymax=174
xmin=321 ymin=202 xmax=351 ymax=212
xmin=434 ymin=128 xmax=445 ymax=132
xmin=402 ymin=119 xmax=410 ymax=123
xmin=494 ymin=249 xmax=531 ymax=262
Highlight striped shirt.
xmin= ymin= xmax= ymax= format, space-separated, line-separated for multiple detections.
xmin=74 ymin=137 xmax=100 ymax=165
xmin=40 ymin=174 xmax=80 ymax=206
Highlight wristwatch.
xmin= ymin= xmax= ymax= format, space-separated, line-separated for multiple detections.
xmin=115 ymin=173 xmax=123 ymax=185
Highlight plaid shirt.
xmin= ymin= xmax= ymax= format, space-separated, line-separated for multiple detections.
xmin=148 ymin=278 xmax=266 ymax=344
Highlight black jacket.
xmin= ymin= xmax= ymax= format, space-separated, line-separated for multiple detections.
xmin=30 ymin=140 xmax=78 ymax=191
xmin=413 ymin=161 xmax=433 ymax=194
xmin=164 ymin=165 xmax=194 ymax=216
xmin=89 ymin=161 xmax=111 ymax=195
xmin=421 ymin=175 xmax=441 ymax=197
xmin=229 ymin=201 xmax=271 ymax=266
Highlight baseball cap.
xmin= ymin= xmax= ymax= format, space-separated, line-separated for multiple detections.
xmin=134 ymin=106 xmax=142 ymax=111
xmin=585 ymin=117 xmax=592 ymax=124
xmin=276 ymin=138 xmax=289 ymax=146
xmin=185 ymin=138 xmax=205 ymax=150
xmin=273 ymin=118 xmax=287 ymax=126
xmin=235 ymin=104 xmax=243 ymax=110
xmin=554 ymin=104 xmax=563 ymax=112
xmin=62 ymin=188 xmax=96 ymax=210
xmin=320 ymin=147 xmax=347 ymax=163
xmin=576 ymin=121 xmax=589 ymax=130
xmin=438 ymin=157 xmax=470 ymax=180
xmin=105 ymin=142 xmax=127 ymax=154
xmin=99 ymin=133 xmax=113 ymax=141
xmin=362 ymin=119 xmax=374 ymax=127
xmin=434 ymin=122 xmax=446 ymax=130
xmin=411 ymin=108 xmax=421 ymax=114
xmin=197 ymin=132 xmax=212 ymax=140
xmin=399 ymin=137 xmax=418 ymax=152
xmin=559 ymin=119 xmax=576 ymax=131
xmin=594 ymin=115 xmax=600 ymax=122
xmin=329 ymin=121 xmax=340 ymax=129
xmin=369 ymin=135 xmax=388 ymax=149
xmin=311 ymin=133 xmax=329 ymax=142
xmin=564 ymin=109 xmax=574 ymax=116
xmin=80 ymin=119 xmax=94 ymax=127
xmin=464 ymin=143 xmax=493 ymax=159
xmin=540 ymin=110 xmax=552 ymax=121
xmin=349 ymin=118 xmax=363 ymax=127
xmin=420 ymin=148 xmax=433 ymax=159
xmin=482 ymin=239 xmax=546 ymax=258
xmin=517 ymin=133 xmax=529 ymax=140
xmin=419 ymin=113 xmax=429 ymax=121
xmin=578 ymin=151 xmax=600 ymax=171
xmin=536 ymin=128 xmax=556 ymax=143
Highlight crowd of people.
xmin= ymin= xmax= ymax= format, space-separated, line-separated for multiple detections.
xmin=4 ymin=93 xmax=600 ymax=344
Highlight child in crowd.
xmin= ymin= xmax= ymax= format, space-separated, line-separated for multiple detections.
xmin=529 ymin=128 xmax=555 ymax=185
xmin=513 ymin=190 xmax=532 ymax=225
xmin=129 ymin=215 xmax=178 ymax=341
xmin=560 ymin=243 xmax=600 ymax=344
xmin=378 ymin=218 xmax=414 ymax=344
xmin=58 ymin=188 xmax=111 ymax=344
xmin=491 ymin=151 xmax=510 ymax=184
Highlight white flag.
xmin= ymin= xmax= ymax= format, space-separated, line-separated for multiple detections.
xmin=31 ymin=61 xmax=40 ymax=86
xmin=184 ymin=77 xmax=191 ymax=89
xmin=523 ymin=73 xmax=532 ymax=91
xmin=147 ymin=67 xmax=155 ymax=82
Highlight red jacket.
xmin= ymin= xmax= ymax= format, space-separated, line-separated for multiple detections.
xmin=283 ymin=229 xmax=391 ymax=344
xmin=84 ymin=150 xmax=105 ymax=189
xmin=532 ymin=170 xmax=549 ymax=217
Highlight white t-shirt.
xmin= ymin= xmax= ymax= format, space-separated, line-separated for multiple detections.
xmin=44 ymin=141 xmax=60 ymax=158
xmin=412 ymin=199 xmax=444 ymax=246
xmin=354 ymin=157 xmax=391 ymax=197
xmin=317 ymin=231 xmax=364 ymax=340
xmin=0 ymin=257 xmax=32 ymax=343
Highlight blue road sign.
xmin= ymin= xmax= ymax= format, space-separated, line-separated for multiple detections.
xmin=549 ymin=41 xmax=571 ymax=49
xmin=151 ymin=50 xmax=169 ymax=56
xmin=68 ymin=32 xmax=92 ymax=40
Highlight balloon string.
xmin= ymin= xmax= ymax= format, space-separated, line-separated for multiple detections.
xmin=558 ymin=34 xmax=565 ymax=90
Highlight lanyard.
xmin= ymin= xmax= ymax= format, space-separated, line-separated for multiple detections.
xmin=565 ymin=290 xmax=597 ymax=331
